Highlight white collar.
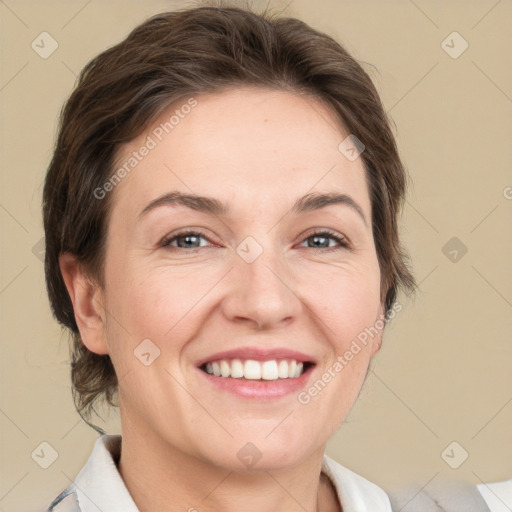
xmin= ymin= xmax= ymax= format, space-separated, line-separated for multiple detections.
xmin=478 ymin=479 xmax=512 ymax=512
xmin=49 ymin=434 xmax=391 ymax=511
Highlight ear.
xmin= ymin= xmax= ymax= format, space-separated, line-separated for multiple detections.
xmin=59 ymin=252 xmax=109 ymax=355
xmin=370 ymin=302 xmax=386 ymax=356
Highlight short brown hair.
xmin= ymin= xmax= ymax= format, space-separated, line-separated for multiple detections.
xmin=43 ymin=5 xmax=416 ymax=424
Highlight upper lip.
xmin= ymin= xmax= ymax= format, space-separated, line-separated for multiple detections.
xmin=196 ymin=346 xmax=317 ymax=367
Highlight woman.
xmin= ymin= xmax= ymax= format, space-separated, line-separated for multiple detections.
xmin=44 ymin=5 xmax=415 ymax=511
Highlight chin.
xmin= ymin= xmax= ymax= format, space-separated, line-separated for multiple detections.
xmin=209 ymin=428 xmax=322 ymax=473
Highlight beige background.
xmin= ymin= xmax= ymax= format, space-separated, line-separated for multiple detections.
xmin=1 ymin=0 xmax=511 ymax=510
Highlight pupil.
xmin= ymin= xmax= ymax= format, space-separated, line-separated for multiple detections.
xmin=181 ymin=235 xmax=198 ymax=248
xmin=311 ymin=235 xmax=327 ymax=248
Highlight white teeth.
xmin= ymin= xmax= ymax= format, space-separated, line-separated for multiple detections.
xmin=230 ymin=359 xmax=244 ymax=378
xmin=220 ymin=360 xmax=231 ymax=377
xmin=203 ymin=358 xmax=308 ymax=380
xmin=278 ymin=360 xmax=289 ymax=378
xmin=244 ymin=360 xmax=261 ymax=380
xmin=261 ymin=360 xmax=279 ymax=380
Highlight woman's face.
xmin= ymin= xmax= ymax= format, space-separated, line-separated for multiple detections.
xmin=96 ymin=87 xmax=384 ymax=470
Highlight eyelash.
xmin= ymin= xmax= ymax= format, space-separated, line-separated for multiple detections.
xmin=160 ymin=229 xmax=350 ymax=253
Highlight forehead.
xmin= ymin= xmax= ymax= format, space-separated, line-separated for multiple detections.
xmin=111 ymin=87 xmax=371 ymax=220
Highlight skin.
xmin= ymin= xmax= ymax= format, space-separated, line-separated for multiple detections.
xmin=60 ymin=87 xmax=385 ymax=512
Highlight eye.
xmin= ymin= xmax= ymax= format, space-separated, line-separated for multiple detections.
xmin=160 ymin=228 xmax=350 ymax=252
xmin=299 ymin=229 xmax=350 ymax=252
xmin=161 ymin=230 xmax=212 ymax=250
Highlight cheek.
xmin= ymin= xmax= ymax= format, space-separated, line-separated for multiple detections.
xmin=298 ymin=262 xmax=381 ymax=403
xmin=301 ymin=260 xmax=381 ymax=341
xmin=103 ymin=261 xmax=218 ymax=370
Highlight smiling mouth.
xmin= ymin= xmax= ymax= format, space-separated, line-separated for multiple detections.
xmin=199 ymin=358 xmax=315 ymax=380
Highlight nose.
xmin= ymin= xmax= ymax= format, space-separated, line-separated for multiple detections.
xmin=221 ymin=241 xmax=303 ymax=330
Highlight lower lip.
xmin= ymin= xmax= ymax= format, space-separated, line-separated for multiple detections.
xmin=197 ymin=365 xmax=315 ymax=400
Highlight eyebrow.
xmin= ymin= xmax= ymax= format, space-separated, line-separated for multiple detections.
xmin=137 ymin=190 xmax=368 ymax=226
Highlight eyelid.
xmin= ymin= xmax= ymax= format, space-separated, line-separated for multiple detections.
xmin=301 ymin=227 xmax=348 ymax=242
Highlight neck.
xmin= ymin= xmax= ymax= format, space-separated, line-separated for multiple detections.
xmin=117 ymin=412 xmax=340 ymax=512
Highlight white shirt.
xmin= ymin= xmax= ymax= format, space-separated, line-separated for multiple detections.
xmin=47 ymin=434 xmax=392 ymax=511
xmin=388 ymin=479 xmax=511 ymax=511
xmin=478 ymin=479 xmax=512 ymax=512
